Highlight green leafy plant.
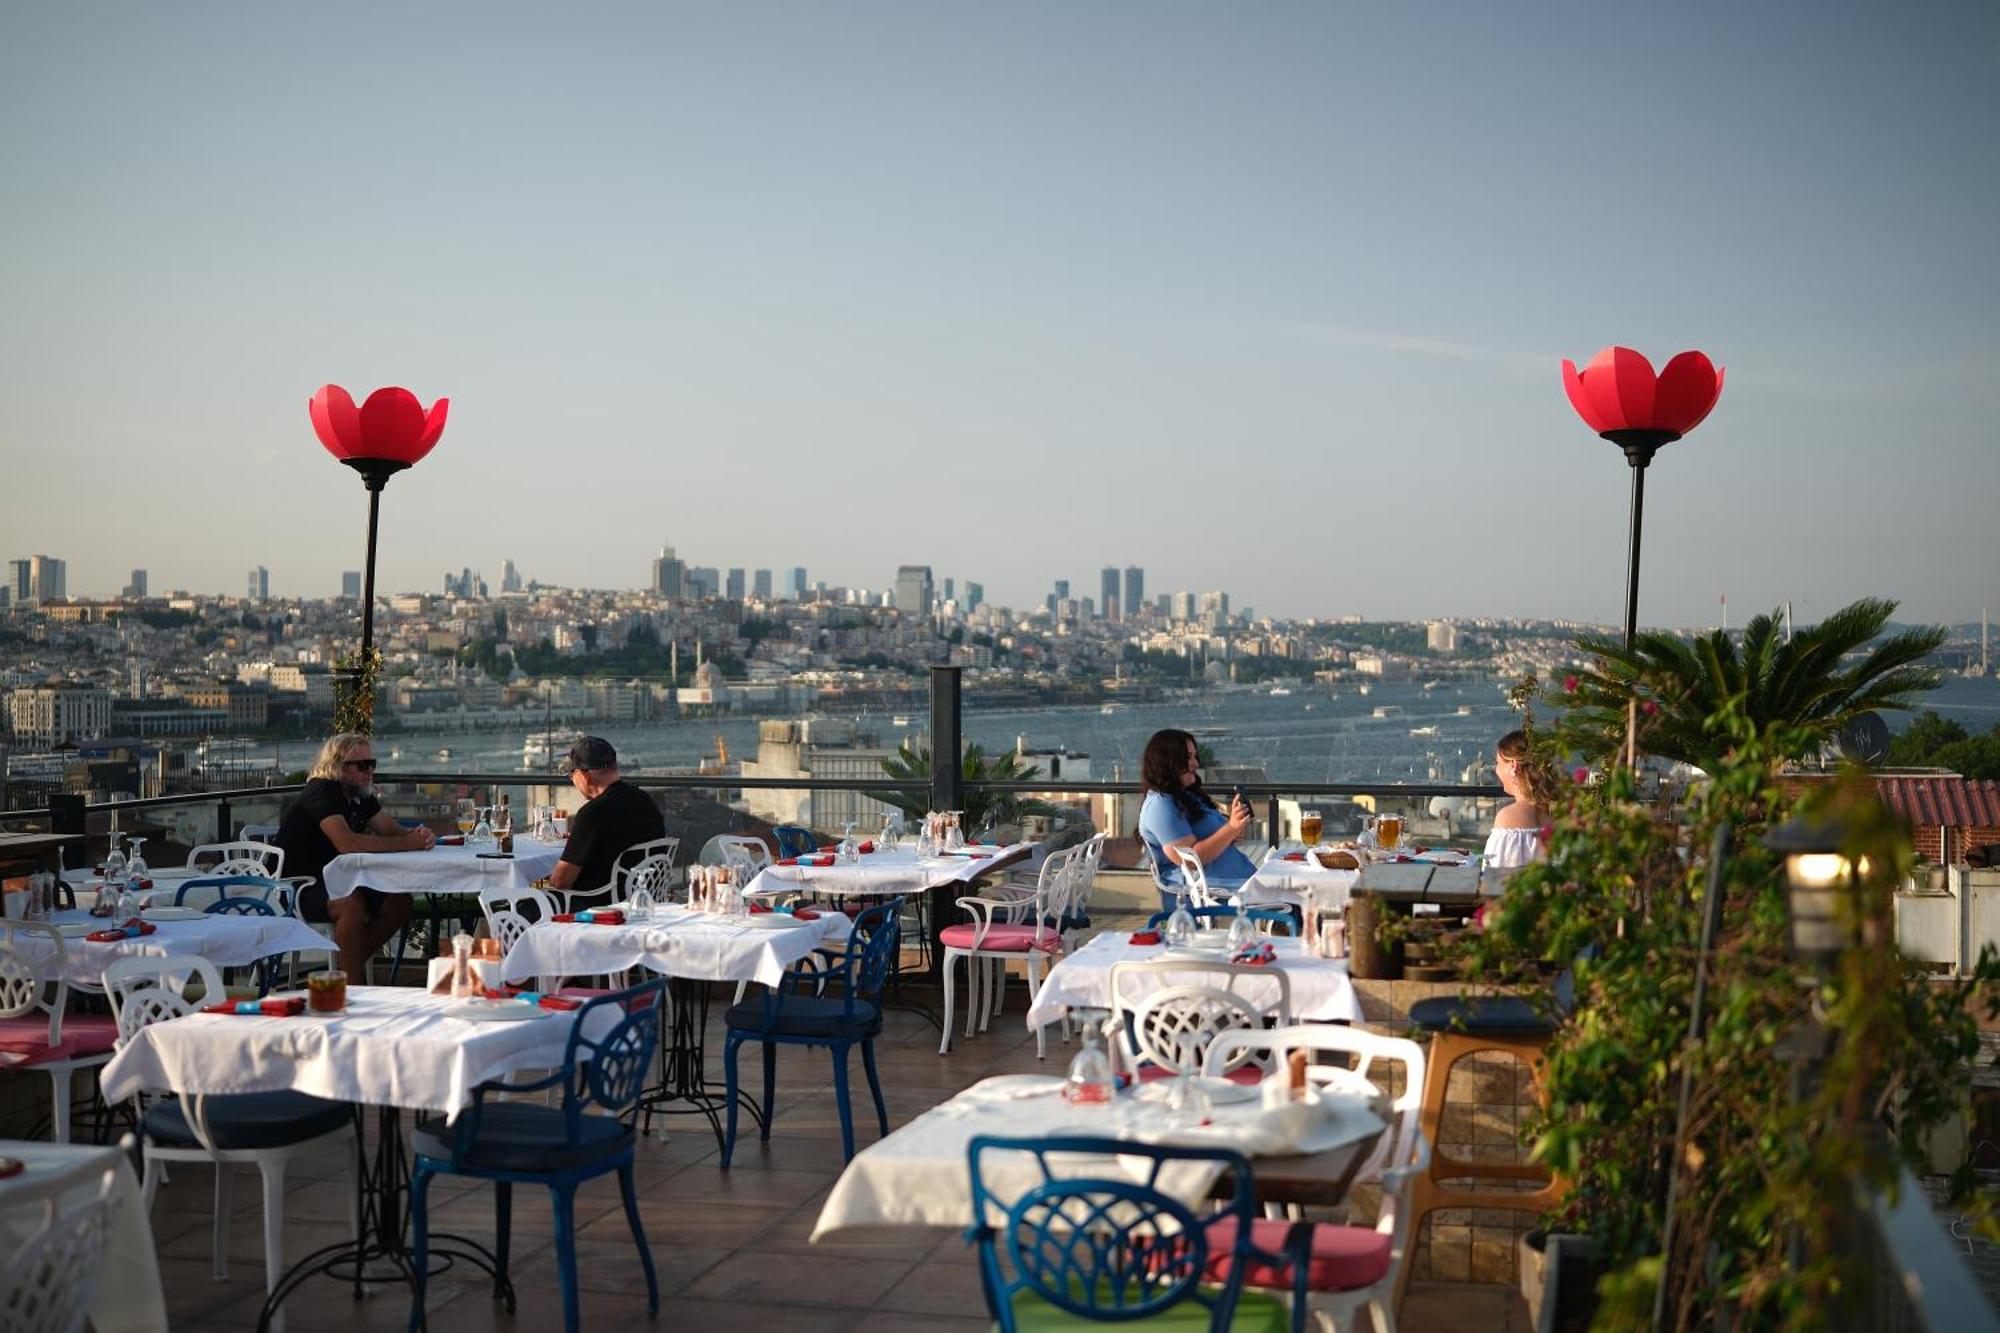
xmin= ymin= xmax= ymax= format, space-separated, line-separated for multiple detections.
xmin=1554 ymin=597 xmax=1944 ymax=769
xmin=1459 ymin=699 xmax=1998 ymax=1329
xmin=878 ymin=742 xmax=1058 ymax=831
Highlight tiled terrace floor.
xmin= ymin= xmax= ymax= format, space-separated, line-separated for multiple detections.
xmin=142 ymin=979 xmax=1530 ymax=1332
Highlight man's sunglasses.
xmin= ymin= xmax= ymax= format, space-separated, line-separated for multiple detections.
xmin=345 ymin=758 xmax=379 ymax=771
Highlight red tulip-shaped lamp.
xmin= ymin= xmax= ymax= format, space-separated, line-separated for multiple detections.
xmin=1560 ymin=348 xmax=1723 ymax=648
xmin=308 ymin=385 xmax=450 ymax=711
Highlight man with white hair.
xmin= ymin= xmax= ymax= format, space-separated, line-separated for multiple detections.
xmin=274 ymin=732 xmax=433 ymax=977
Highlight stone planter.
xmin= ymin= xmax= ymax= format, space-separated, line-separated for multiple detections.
xmin=1346 ymin=894 xmax=1403 ymax=980
xmin=1521 ymin=1231 xmax=1599 ymax=1333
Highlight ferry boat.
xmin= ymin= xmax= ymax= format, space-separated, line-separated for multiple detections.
xmin=891 ymin=715 xmax=910 ymax=727
xmin=1100 ymin=702 xmax=1125 ymax=715
xmin=1456 ymin=704 xmax=1476 ymax=716
xmin=1409 ymin=724 xmax=1439 ymax=737
xmin=1267 ymin=686 xmax=1292 ymax=697
xmin=522 ymin=735 xmax=556 ymax=769
xmin=1371 ymin=704 xmax=1404 ymax=719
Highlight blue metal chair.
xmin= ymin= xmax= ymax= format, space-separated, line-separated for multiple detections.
xmin=407 ymin=978 xmax=666 ymax=1333
xmin=770 ymin=824 xmax=819 ymax=859
xmin=722 ymin=901 xmax=898 ymax=1166
xmin=1243 ymin=905 xmax=1301 ymax=936
xmin=204 ymin=895 xmax=280 ymax=994
xmin=965 ymin=1134 xmax=1303 ymax=1331
xmin=175 ymin=874 xmax=288 ymax=912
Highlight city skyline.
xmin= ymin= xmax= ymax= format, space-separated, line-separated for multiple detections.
xmin=3 ymin=4 xmax=1996 ymax=625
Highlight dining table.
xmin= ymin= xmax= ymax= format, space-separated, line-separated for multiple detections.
xmin=321 ymin=836 xmax=566 ymax=901
xmin=1024 ymin=930 xmax=1364 ymax=1033
xmin=27 ymin=907 xmax=330 ymax=990
xmin=502 ymin=904 xmax=854 ymax=1148
xmin=811 ymin=1071 xmax=1386 ymax=1239
xmin=744 ymin=840 xmax=1033 ymax=998
xmin=0 ymin=1136 xmax=165 ymax=1333
xmin=99 ymin=983 xmax=620 ymax=1328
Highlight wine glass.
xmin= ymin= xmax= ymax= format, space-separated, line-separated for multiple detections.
xmin=880 ymin=812 xmax=901 ymax=851
xmin=471 ymin=806 xmax=494 ymax=846
xmin=1165 ymin=1033 xmax=1212 ymax=1129
xmin=1164 ymin=899 xmax=1197 ymax=950
xmin=1226 ymin=906 xmax=1258 ymax=954
xmin=455 ymin=799 xmax=477 ymax=840
xmin=944 ymin=812 xmax=964 ymax=852
xmin=102 ymin=836 xmax=127 ymax=885
xmin=124 ymin=838 xmax=148 ymax=885
xmin=1063 ymin=1009 xmax=1116 ymax=1107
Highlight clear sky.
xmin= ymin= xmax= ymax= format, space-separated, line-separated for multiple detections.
xmin=3 ymin=1 xmax=1995 ymax=627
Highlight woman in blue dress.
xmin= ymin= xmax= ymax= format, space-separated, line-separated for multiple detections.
xmin=1136 ymin=728 xmax=1257 ymax=911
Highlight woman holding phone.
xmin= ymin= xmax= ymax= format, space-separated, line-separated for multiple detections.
xmin=1136 ymin=728 xmax=1257 ymax=910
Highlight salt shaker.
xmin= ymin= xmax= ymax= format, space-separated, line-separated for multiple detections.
xmin=450 ymin=932 xmax=476 ymax=998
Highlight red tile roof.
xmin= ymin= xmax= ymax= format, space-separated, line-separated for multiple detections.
xmin=1876 ymin=777 xmax=2000 ymax=828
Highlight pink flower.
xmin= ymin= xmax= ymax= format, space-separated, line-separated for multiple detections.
xmin=1572 ymin=766 xmax=1590 ymax=785
xmin=1563 ymin=675 xmax=1579 ymax=694
xmin=1640 ymin=699 xmax=1660 ymax=716
xmin=1538 ymin=823 xmax=1554 ymax=846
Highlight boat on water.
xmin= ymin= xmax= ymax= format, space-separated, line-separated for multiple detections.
xmin=1100 ymin=703 xmax=1125 ymax=715
xmin=1356 ymin=682 xmax=1373 ymax=696
xmin=1267 ymin=686 xmax=1292 ymax=697
xmin=1456 ymin=704 xmax=1476 ymax=716
xmin=891 ymin=716 xmax=910 ymax=727
xmin=1410 ymin=725 xmax=1439 ymax=737
xmin=436 ymin=747 xmax=454 ymax=761
xmin=522 ymin=735 xmax=556 ymax=769
xmin=1371 ymin=704 xmax=1404 ymax=719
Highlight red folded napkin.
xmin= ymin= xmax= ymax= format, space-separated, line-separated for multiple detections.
xmin=480 ymin=987 xmax=583 ymax=1011
xmin=203 ymin=997 xmax=306 ymax=1017
xmin=552 ymin=909 xmax=625 ymax=925
xmin=857 ymin=840 xmax=875 ymax=854
xmin=438 ymin=835 xmax=465 ymax=846
xmin=1129 ymin=930 xmax=1163 ymax=945
xmin=86 ymin=920 xmax=158 ymax=943
xmin=776 ymin=857 xmax=799 ymax=867
xmin=749 ymin=904 xmax=822 ymax=921
xmin=1281 ymin=852 xmax=1307 ymax=862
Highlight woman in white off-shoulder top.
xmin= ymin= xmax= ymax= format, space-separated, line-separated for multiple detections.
xmin=1482 ymin=729 xmax=1558 ymax=869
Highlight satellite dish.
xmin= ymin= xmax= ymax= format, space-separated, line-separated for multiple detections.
xmin=1838 ymin=712 xmax=1891 ymax=764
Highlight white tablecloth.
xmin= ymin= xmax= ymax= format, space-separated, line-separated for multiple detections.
xmin=35 ymin=909 xmax=330 ymax=989
xmin=0 ymin=1138 xmax=164 ymax=1333
xmin=1242 ymin=857 xmax=1360 ymax=909
xmin=811 ymin=1074 xmax=1383 ymax=1239
xmin=323 ymin=837 xmax=565 ymax=900
xmin=502 ymin=906 xmax=853 ymax=989
xmin=745 ymin=844 xmax=1029 ymax=899
xmin=1024 ymin=932 xmax=1362 ymax=1032
xmin=100 ymin=984 xmax=616 ymax=1121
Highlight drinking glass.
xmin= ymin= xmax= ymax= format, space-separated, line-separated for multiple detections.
xmin=1164 ymin=900 xmax=1197 ymax=950
xmin=1062 ymin=1012 xmax=1116 ymax=1107
xmin=455 ymin=799 xmax=477 ymax=839
xmin=471 ymin=807 xmax=494 ymax=846
xmin=1226 ymin=908 xmax=1258 ymax=954
xmin=944 ymin=812 xmax=964 ymax=852
xmin=1377 ymin=813 xmax=1404 ymax=851
xmin=880 ymin=813 xmax=901 ymax=851
xmin=124 ymin=839 xmax=148 ymax=885
xmin=1165 ymin=1034 xmax=1212 ymax=1129
xmin=102 ymin=837 xmax=127 ymax=885
xmin=307 ymin=970 xmax=348 ymax=1013
xmin=1300 ymin=809 xmax=1324 ymax=848
xmin=840 ymin=822 xmax=859 ymax=864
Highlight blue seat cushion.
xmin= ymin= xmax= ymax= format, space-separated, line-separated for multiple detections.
xmin=724 ymin=994 xmax=881 ymax=1038
xmin=413 ymin=1103 xmax=633 ymax=1173
xmin=143 ymin=1091 xmax=352 ymax=1151
xmin=1408 ymin=995 xmax=1555 ymax=1035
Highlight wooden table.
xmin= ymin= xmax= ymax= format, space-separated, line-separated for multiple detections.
xmin=0 ymin=831 xmax=83 ymax=879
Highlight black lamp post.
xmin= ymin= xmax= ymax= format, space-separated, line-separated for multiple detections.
xmin=309 ymin=384 xmax=449 ymax=730
xmin=1764 ymin=815 xmax=1864 ymax=966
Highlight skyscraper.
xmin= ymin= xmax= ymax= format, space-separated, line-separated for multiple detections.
xmin=1124 ymin=567 xmax=1145 ymax=621
xmin=342 ymin=570 xmax=362 ymax=599
xmin=124 ymin=569 xmax=147 ymax=598
xmin=1053 ymin=579 xmax=1069 ymax=602
xmin=6 ymin=560 xmax=27 ymax=604
xmin=965 ymin=582 xmax=984 ymax=611
xmin=942 ymin=576 xmax=955 ymax=603
xmin=726 ymin=568 xmax=746 ymax=601
xmin=894 ymin=565 xmax=935 ymax=615
xmin=1100 ymin=567 xmax=1120 ymax=621
xmin=753 ymin=568 xmax=773 ymax=600
xmin=500 ymin=558 xmax=522 ymax=593
xmin=786 ymin=567 xmax=808 ymax=600
xmin=686 ymin=567 xmax=720 ymax=600
xmin=12 ymin=555 xmax=65 ymax=603
xmin=247 ymin=566 xmax=269 ymax=600
xmin=651 ymin=545 xmax=686 ymax=599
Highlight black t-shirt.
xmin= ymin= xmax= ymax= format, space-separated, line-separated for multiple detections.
xmin=275 ymin=777 xmax=383 ymax=891
xmin=560 ymin=779 xmax=666 ymax=895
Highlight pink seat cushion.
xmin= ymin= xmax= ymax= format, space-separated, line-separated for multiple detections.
xmin=1204 ymin=1218 xmax=1393 ymax=1291
xmin=1134 ymin=1062 xmax=1264 ymax=1086
xmin=939 ymin=923 xmax=1062 ymax=952
xmin=0 ymin=1013 xmax=117 ymax=1066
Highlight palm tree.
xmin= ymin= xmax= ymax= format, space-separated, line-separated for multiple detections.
xmin=1556 ymin=597 xmax=1944 ymax=768
xmin=878 ymin=742 xmax=1057 ymax=831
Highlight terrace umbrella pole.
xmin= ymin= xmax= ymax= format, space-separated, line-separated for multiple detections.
xmin=340 ymin=458 xmax=410 ymax=731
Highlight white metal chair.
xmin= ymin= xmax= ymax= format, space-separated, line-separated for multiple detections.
xmin=104 ymin=954 xmax=357 ymax=1333
xmin=0 ymin=1143 xmax=122 ymax=1333
xmin=1169 ymin=843 xmax=1222 ymax=908
xmin=186 ymin=841 xmax=285 ymax=878
xmin=616 ymin=837 xmax=681 ymax=900
xmin=480 ymin=885 xmax=560 ymax=927
xmin=1203 ymin=1025 xmax=1431 ymax=1332
xmin=707 ymin=835 xmax=774 ymax=877
xmin=0 ymin=921 xmax=119 ymax=1143
xmin=1107 ymin=958 xmax=1293 ymax=1079
xmin=938 ymin=846 xmax=1076 ymax=1059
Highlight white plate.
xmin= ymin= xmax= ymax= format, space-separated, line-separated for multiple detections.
xmin=445 ymin=1000 xmax=553 ymax=1022
xmin=55 ymin=923 xmax=95 ymax=939
xmin=743 ymin=913 xmax=814 ymax=929
xmin=142 ymin=907 xmax=205 ymax=921
xmin=1133 ymin=1076 xmax=1262 ymax=1107
xmin=1160 ymin=946 xmax=1230 ymax=962
xmin=1190 ymin=929 xmax=1236 ymax=950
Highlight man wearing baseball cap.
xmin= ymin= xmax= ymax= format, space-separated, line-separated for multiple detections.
xmin=547 ymin=736 xmax=666 ymax=904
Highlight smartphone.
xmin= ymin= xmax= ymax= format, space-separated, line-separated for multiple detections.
xmin=1231 ymin=786 xmax=1246 ymax=813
